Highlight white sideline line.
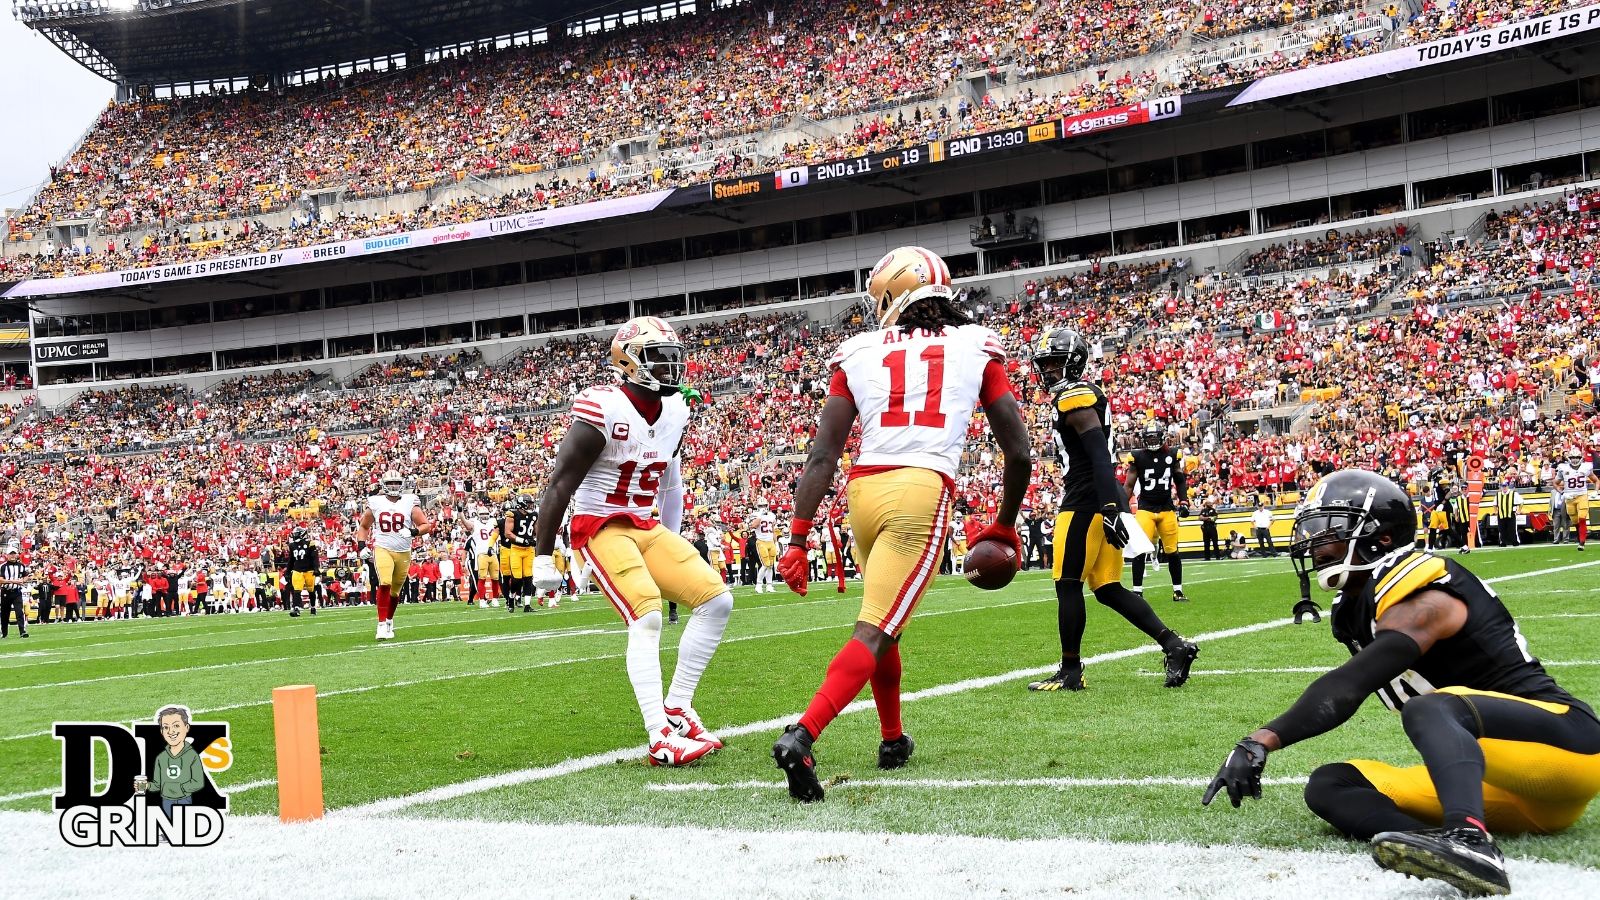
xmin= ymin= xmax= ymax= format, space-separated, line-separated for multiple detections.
xmin=0 ymin=776 xmax=274 ymax=806
xmin=0 ymin=625 xmax=623 ymax=693
xmin=1142 ymin=661 xmax=1600 ymax=677
xmin=0 ymin=593 xmax=1053 ymax=743
xmin=1522 ymin=613 xmax=1600 ymax=619
xmin=337 ymin=616 xmax=1296 ymax=818
xmin=645 ymin=775 xmax=1315 ymax=793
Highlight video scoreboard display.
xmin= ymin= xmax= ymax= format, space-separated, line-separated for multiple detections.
xmin=706 ymin=97 xmax=1184 ymax=203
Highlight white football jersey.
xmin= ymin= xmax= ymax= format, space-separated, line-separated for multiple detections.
xmin=369 ymin=494 xmax=418 ymax=552
xmin=469 ymin=518 xmax=498 ymax=555
xmin=569 ymin=384 xmax=690 ymax=534
xmin=1557 ymin=461 xmax=1595 ymax=493
xmin=753 ymin=510 xmax=777 ymax=542
xmin=829 ymin=323 xmax=1006 ymax=477
xmin=705 ymin=525 xmax=724 ymax=549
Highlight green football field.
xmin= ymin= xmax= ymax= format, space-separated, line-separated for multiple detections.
xmin=3 ymin=547 xmax=1598 ymax=880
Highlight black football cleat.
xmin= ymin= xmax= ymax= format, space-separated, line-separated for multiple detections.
xmin=289 ymin=609 xmax=300 ymax=618
xmin=1162 ymin=640 xmax=1199 ymax=688
xmin=877 ymin=734 xmax=915 ymax=770
xmin=772 ymin=724 xmax=824 ymax=802
xmin=309 ymin=605 xmax=316 ymax=615
xmin=1028 ymin=661 xmax=1086 ymax=691
xmin=1371 ymin=826 xmax=1510 ymax=897
xmin=1172 ymin=589 xmax=1189 ymax=603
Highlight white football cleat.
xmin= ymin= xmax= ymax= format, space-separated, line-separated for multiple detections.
xmin=665 ymin=706 xmax=722 ymax=749
xmin=547 ymin=596 xmax=560 ymax=608
xmin=646 ymin=726 xmax=715 ymax=767
xmin=375 ymin=621 xmax=392 ymax=641
xmin=477 ymin=599 xmax=487 ymax=609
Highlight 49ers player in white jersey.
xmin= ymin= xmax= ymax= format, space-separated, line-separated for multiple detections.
xmin=771 ymin=246 xmax=1033 ymax=801
xmin=355 ymin=470 xmax=436 ymax=641
xmin=1556 ymin=448 xmax=1597 ymax=550
xmin=534 ymin=317 xmax=736 ymax=766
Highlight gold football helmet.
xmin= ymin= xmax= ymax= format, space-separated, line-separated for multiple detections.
xmin=611 ymin=316 xmax=686 ymax=394
xmin=865 ymin=245 xmax=953 ymax=327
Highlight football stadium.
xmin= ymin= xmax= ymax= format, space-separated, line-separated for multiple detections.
xmin=3 ymin=0 xmax=1600 ymax=896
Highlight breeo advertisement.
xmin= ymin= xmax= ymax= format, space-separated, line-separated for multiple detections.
xmin=33 ymin=337 xmax=108 ymax=363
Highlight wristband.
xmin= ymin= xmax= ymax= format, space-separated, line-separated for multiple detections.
xmin=788 ymin=519 xmax=814 ymax=545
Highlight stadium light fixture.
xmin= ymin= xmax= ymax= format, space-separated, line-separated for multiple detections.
xmin=107 ymin=0 xmax=138 ymax=10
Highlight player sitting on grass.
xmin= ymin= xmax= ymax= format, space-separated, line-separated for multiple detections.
xmin=1203 ymin=468 xmax=1600 ymax=898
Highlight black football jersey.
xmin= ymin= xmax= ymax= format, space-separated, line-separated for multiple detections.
xmin=1128 ymin=448 xmax=1182 ymax=511
xmin=1050 ymin=382 xmax=1112 ymax=512
xmin=289 ymin=541 xmax=319 ymax=573
xmin=1331 ymin=550 xmax=1594 ymax=719
xmin=508 ymin=510 xmax=538 ymax=547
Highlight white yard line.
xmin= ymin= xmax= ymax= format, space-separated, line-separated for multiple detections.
xmin=5 ymin=811 xmax=1595 ymax=900
xmin=0 ymin=776 xmax=273 ymax=806
xmin=646 ymin=775 xmax=1315 ymax=793
xmin=0 ymin=593 xmax=1053 ymax=743
xmin=337 ymin=616 xmax=1295 ymax=818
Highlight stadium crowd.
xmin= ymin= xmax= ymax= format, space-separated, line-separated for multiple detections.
xmin=3 ymin=0 xmax=1582 ymax=281
xmin=4 ymin=182 xmax=1600 ymax=621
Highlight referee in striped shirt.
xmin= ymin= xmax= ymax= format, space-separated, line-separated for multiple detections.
xmin=1 ymin=547 xmax=30 ymax=639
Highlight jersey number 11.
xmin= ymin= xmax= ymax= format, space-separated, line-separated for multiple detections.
xmin=881 ymin=346 xmax=947 ymax=429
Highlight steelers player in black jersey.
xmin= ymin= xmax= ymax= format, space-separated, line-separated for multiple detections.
xmin=287 ymin=527 xmax=319 ymax=618
xmin=503 ymin=494 xmax=539 ymax=612
xmin=1025 ymin=328 xmax=1199 ymax=693
xmin=1203 ymin=469 xmax=1600 ymax=897
xmin=1126 ymin=423 xmax=1190 ymax=602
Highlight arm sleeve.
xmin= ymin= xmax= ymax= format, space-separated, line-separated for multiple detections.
xmin=659 ymin=457 xmax=684 ymax=535
xmin=1077 ymin=425 xmax=1129 ymax=512
xmin=1174 ymin=458 xmax=1189 ymax=503
xmin=1263 ymin=630 xmax=1423 ymax=748
xmin=828 ymin=368 xmax=854 ymax=401
xmin=978 ymin=359 xmax=1013 ymax=406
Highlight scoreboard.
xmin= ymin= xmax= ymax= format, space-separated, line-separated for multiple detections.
xmin=697 ymin=97 xmax=1184 ymax=205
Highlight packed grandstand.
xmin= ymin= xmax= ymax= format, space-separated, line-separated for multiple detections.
xmin=0 ymin=0 xmax=1574 ymax=281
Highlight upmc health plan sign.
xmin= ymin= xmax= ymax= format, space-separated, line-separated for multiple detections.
xmin=33 ymin=338 xmax=108 ymax=363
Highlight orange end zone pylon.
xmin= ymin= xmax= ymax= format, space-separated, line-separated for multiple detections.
xmin=272 ymin=684 xmax=325 ymax=822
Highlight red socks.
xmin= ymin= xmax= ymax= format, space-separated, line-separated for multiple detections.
xmin=871 ymin=643 xmax=903 ymax=741
xmin=376 ymin=585 xmax=392 ymax=621
xmin=1580 ymin=520 xmax=1589 ymax=545
xmin=799 ymin=639 xmax=877 ymax=740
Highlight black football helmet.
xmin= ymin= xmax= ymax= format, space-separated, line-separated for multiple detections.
xmin=1291 ymin=469 xmax=1416 ymax=591
xmin=291 ymin=527 xmax=308 ymax=544
xmin=1142 ymin=423 xmax=1166 ymax=451
xmin=1033 ymin=328 xmax=1090 ymax=392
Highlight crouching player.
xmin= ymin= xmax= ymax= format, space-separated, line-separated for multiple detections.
xmin=1203 ymin=469 xmax=1600 ymax=897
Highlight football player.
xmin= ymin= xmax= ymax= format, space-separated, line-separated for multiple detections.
xmin=503 ymin=494 xmax=538 ymax=610
xmin=355 ymin=470 xmax=436 ymax=641
xmin=1026 ymin=328 xmax=1199 ymax=693
xmin=468 ymin=505 xmax=501 ymax=606
xmin=1127 ymin=422 xmax=1190 ymax=602
xmin=772 ymin=245 xmax=1032 ymax=802
xmin=752 ymin=502 xmax=778 ymax=593
xmin=287 ymin=527 xmax=320 ymax=618
xmin=533 ymin=317 xmax=734 ymax=766
xmin=1554 ymin=448 xmax=1595 ymax=551
xmin=1203 ymin=469 xmax=1600 ymax=897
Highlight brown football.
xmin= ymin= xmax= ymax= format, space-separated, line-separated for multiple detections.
xmin=963 ymin=539 xmax=1018 ymax=590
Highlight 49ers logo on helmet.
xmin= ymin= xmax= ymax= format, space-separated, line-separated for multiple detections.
xmin=615 ymin=321 xmax=641 ymax=342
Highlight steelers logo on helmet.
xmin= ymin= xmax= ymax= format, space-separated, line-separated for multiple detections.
xmin=1031 ymin=328 xmax=1091 ymax=392
xmin=611 ymin=316 xmax=686 ymax=396
xmin=865 ymin=246 xmax=952 ymax=327
xmin=1290 ymin=469 xmax=1416 ymax=591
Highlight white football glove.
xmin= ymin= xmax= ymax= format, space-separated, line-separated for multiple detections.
xmin=532 ymin=555 xmax=562 ymax=593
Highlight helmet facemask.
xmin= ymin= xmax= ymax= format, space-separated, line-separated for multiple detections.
xmin=1143 ymin=426 xmax=1165 ymax=451
xmin=1290 ymin=503 xmax=1410 ymax=591
xmin=623 ymin=342 xmax=686 ymax=395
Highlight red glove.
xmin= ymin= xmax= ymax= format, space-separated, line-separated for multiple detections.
xmin=974 ymin=523 xmax=1023 ymax=556
xmin=777 ymin=544 xmax=810 ymax=596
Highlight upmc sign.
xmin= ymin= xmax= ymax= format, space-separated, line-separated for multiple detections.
xmin=34 ymin=338 xmax=109 ymax=363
